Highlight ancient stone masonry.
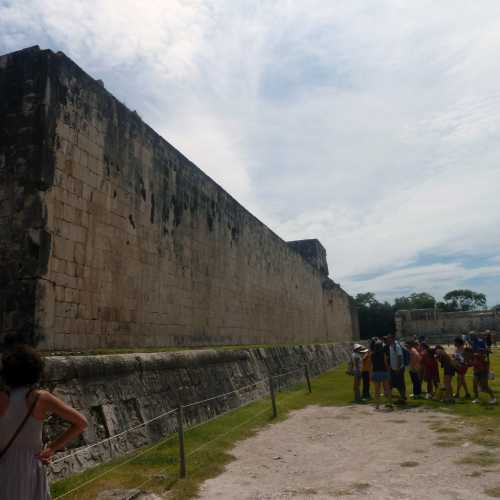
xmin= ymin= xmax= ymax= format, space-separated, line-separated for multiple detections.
xmin=40 ymin=343 xmax=351 ymax=480
xmin=0 ymin=46 xmax=359 ymax=350
xmin=395 ymin=308 xmax=500 ymax=341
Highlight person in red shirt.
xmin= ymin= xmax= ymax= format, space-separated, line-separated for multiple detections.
xmin=420 ymin=344 xmax=439 ymax=399
xmin=407 ymin=341 xmax=422 ymax=398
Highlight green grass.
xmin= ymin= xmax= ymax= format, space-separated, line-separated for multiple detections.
xmin=457 ymin=450 xmax=500 ymax=467
xmin=51 ymin=359 xmax=353 ymax=499
xmin=51 ymin=350 xmax=500 ymax=499
xmin=485 ymin=486 xmax=500 ymax=498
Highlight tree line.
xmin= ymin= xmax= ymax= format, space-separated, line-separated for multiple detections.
xmin=354 ymin=289 xmax=495 ymax=339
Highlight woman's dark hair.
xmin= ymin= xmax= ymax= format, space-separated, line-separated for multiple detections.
xmin=1 ymin=344 xmax=44 ymax=388
xmin=454 ymin=337 xmax=464 ymax=346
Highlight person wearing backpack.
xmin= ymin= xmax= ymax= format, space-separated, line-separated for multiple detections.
xmin=387 ymin=335 xmax=406 ymax=403
xmin=0 ymin=344 xmax=88 ymax=500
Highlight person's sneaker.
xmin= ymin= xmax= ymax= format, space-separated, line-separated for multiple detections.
xmin=472 ymin=398 xmax=480 ymax=404
xmin=425 ymin=393 xmax=432 ymax=400
xmin=489 ymin=397 xmax=497 ymax=405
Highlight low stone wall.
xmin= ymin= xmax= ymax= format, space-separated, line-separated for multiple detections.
xmin=44 ymin=343 xmax=351 ymax=481
xmin=395 ymin=308 xmax=500 ymax=339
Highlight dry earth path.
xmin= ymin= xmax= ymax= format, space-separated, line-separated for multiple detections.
xmin=197 ymin=405 xmax=500 ymax=500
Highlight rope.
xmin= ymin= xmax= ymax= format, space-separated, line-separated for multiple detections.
xmin=51 ymin=408 xmax=178 ymax=465
xmin=53 ymin=434 xmax=177 ymax=499
xmin=272 ymin=367 xmax=305 ymax=380
xmin=182 ymin=378 xmax=267 ymax=409
xmin=185 ymin=380 xmax=303 ymax=458
xmin=51 ymin=365 xmax=308 ymax=498
xmin=186 ymin=405 xmax=271 ymax=458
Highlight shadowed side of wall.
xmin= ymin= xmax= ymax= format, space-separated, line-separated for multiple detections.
xmin=0 ymin=47 xmax=56 ymax=346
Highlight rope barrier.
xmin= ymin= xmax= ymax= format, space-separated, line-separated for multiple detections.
xmin=131 ymin=397 xmax=273 ymax=493
xmin=51 ymin=365 xmax=309 ymax=498
xmin=51 ymin=408 xmax=178 ymax=465
xmin=185 ymin=382 xmax=302 ymax=459
xmin=53 ymin=434 xmax=177 ymax=499
xmin=51 ymin=377 xmax=268 ymax=465
xmin=272 ymin=367 xmax=305 ymax=380
xmin=182 ymin=378 xmax=268 ymax=409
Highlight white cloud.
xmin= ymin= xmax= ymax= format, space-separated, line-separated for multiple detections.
xmin=345 ymin=262 xmax=500 ymax=306
xmin=2 ymin=0 xmax=500 ymax=304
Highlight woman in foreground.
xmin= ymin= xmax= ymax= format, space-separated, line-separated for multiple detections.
xmin=0 ymin=344 xmax=88 ymax=500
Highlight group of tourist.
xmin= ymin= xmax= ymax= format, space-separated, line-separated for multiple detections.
xmin=349 ymin=332 xmax=497 ymax=409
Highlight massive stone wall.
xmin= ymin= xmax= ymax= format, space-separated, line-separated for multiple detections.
xmin=0 ymin=46 xmax=358 ymax=350
xmin=395 ymin=308 xmax=500 ymax=340
xmin=41 ymin=343 xmax=351 ymax=480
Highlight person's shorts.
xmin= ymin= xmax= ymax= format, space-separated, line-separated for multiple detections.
xmin=474 ymin=370 xmax=489 ymax=385
xmin=372 ymin=371 xmax=389 ymax=382
xmin=444 ymin=366 xmax=456 ymax=377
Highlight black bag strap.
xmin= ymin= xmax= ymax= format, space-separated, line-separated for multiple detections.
xmin=0 ymin=390 xmax=40 ymax=461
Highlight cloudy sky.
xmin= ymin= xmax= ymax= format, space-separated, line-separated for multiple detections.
xmin=2 ymin=1 xmax=500 ymax=306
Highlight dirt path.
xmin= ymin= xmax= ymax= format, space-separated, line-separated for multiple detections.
xmin=197 ymin=405 xmax=500 ymax=500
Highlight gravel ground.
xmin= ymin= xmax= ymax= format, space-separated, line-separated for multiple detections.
xmin=197 ymin=404 xmax=500 ymax=500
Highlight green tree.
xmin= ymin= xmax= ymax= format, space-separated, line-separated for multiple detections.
xmin=354 ymin=292 xmax=377 ymax=307
xmin=354 ymin=293 xmax=395 ymax=339
xmin=394 ymin=292 xmax=436 ymax=311
xmin=441 ymin=289 xmax=487 ymax=311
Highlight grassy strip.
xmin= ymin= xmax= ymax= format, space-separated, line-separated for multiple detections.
xmin=52 ymin=350 xmax=500 ymax=499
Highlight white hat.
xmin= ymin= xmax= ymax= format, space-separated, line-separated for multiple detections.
xmin=353 ymin=343 xmax=364 ymax=351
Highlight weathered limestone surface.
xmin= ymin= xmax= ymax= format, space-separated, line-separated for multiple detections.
xmin=395 ymin=308 xmax=500 ymax=340
xmin=0 ymin=46 xmax=359 ymax=350
xmin=44 ymin=343 xmax=351 ymax=481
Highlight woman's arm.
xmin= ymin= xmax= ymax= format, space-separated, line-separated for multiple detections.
xmin=37 ymin=391 xmax=88 ymax=464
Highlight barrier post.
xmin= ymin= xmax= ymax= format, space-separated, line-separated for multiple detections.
xmin=269 ymin=376 xmax=277 ymax=418
xmin=304 ymin=365 xmax=312 ymax=393
xmin=177 ymin=404 xmax=187 ymax=478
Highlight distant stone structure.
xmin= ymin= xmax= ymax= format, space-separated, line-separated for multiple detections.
xmin=395 ymin=307 xmax=500 ymax=341
xmin=0 ymin=46 xmax=359 ymax=351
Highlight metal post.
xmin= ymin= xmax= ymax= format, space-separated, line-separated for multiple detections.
xmin=269 ymin=376 xmax=277 ymax=418
xmin=304 ymin=364 xmax=312 ymax=393
xmin=177 ymin=404 xmax=186 ymax=478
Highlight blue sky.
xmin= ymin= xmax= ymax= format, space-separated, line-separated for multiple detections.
xmin=2 ymin=0 xmax=500 ymax=306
